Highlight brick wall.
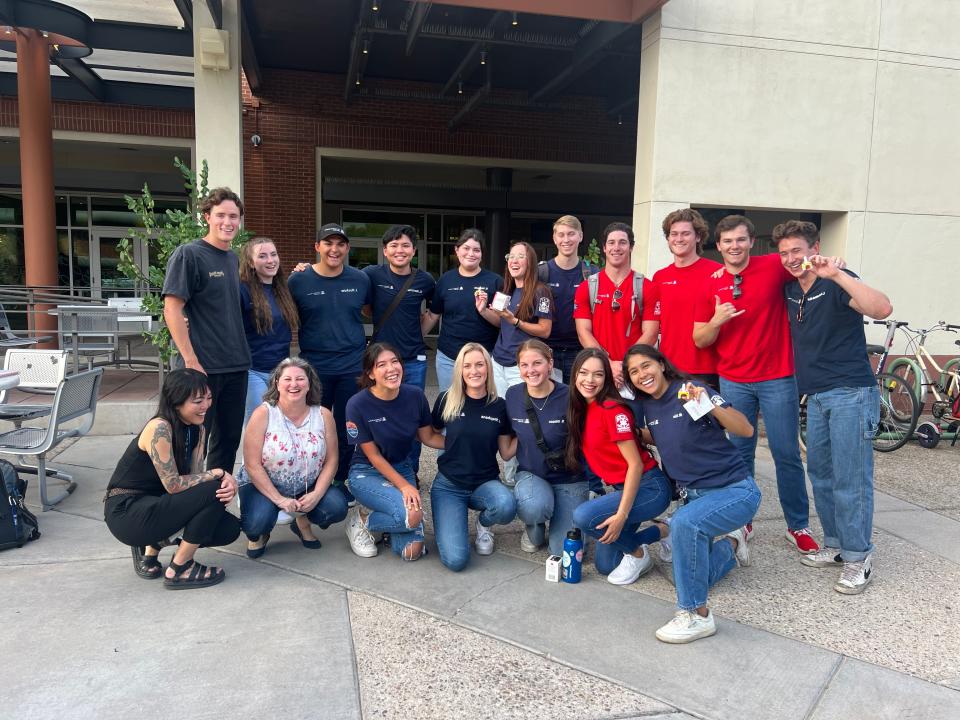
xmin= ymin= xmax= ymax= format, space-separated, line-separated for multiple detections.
xmin=0 ymin=96 xmax=194 ymax=138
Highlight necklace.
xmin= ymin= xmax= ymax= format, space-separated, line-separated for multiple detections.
xmin=528 ymin=383 xmax=553 ymax=412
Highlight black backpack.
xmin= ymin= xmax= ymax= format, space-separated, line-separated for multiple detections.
xmin=0 ymin=459 xmax=40 ymax=550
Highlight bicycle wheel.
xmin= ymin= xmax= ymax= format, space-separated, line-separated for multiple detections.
xmin=798 ymin=394 xmax=808 ymax=452
xmin=887 ymin=357 xmax=924 ymax=409
xmin=874 ymin=372 xmax=919 ymax=452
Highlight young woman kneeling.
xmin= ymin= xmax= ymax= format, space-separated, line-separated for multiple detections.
xmin=624 ymin=344 xmax=759 ymax=644
xmin=344 ymin=343 xmax=445 ymax=561
xmin=567 ymin=349 xmax=671 ymax=586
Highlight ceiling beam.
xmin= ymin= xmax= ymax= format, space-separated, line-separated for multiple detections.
xmin=206 ymin=0 xmax=223 ymax=30
xmin=449 ymin=68 xmax=492 ymax=130
xmin=441 ymin=11 xmax=502 ymax=96
xmin=52 ymin=56 xmax=105 ymax=102
xmin=0 ymin=74 xmax=194 ymax=109
xmin=531 ymin=21 xmax=634 ymax=102
xmin=409 ymin=0 xmax=667 ymax=23
xmin=344 ymin=0 xmax=373 ymax=101
xmin=240 ymin=0 xmax=262 ymax=94
xmin=89 ymin=21 xmax=193 ymax=56
xmin=172 ymin=0 xmax=192 ymax=30
xmin=405 ymin=1 xmax=431 ymax=56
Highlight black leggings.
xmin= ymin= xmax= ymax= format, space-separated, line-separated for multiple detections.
xmin=104 ymin=481 xmax=240 ymax=549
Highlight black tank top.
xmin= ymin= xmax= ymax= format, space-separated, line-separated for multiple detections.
xmin=107 ymin=422 xmax=200 ymax=495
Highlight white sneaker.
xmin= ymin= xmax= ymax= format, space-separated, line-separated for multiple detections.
xmin=519 ymin=526 xmax=542 ymax=553
xmin=800 ymin=547 xmax=843 ymax=568
xmin=835 ymin=554 xmax=873 ymax=595
xmin=658 ymin=516 xmax=673 ymax=563
xmin=275 ymin=510 xmax=294 ymax=526
xmin=655 ymin=609 xmax=717 ymax=644
xmin=345 ymin=506 xmax=378 ymax=558
xmin=725 ymin=526 xmax=750 ymax=567
xmin=607 ymin=545 xmax=654 ymax=585
xmin=475 ymin=518 xmax=495 ymax=555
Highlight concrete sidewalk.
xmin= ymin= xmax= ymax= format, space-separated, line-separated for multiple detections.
xmin=2 ymin=436 xmax=959 ymax=720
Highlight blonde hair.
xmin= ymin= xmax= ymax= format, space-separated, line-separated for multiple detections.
xmin=553 ymin=215 xmax=582 ymax=234
xmin=441 ymin=343 xmax=497 ymax=423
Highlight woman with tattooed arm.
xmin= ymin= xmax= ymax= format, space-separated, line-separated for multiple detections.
xmin=104 ymin=369 xmax=241 ymax=589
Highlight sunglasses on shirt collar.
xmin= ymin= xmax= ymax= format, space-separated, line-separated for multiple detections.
xmin=732 ymin=274 xmax=744 ymax=300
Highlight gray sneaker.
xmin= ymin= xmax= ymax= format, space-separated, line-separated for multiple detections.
xmin=835 ymin=554 xmax=873 ymax=595
xmin=658 ymin=516 xmax=673 ymax=563
xmin=725 ymin=526 xmax=750 ymax=567
xmin=800 ymin=547 xmax=843 ymax=568
xmin=655 ymin=609 xmax=717 ymax=644
xmin=519 ymin=526 xmax=543 ymax=553
xmin=475 ymin=517 xmax=495 ymax=555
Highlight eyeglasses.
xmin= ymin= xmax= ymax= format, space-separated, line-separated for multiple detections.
xmin=504 ymin=254 xmax=527 ymax=262
xmin=732 ymin=274 xmax=744 ymax=300
xmin=611 ymin=289 xmax=623 ymax=312
xmin=796 ymin=294 xmax=806 ymax=324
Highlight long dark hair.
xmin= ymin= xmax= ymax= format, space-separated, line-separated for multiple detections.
xmin=239 ymin=237 xmax=299 ymax=335
xmin=623 ymin=344 xmax=689 ymax=398
xmin=153 ymin=369 xmax=210 ymax=473
xmin=564 ymin=348 xmax=628 ymax=471
xmin=502 ymin=241 xmax=551 ymax=322
xmin=358 ymin=342 xmax=402 ymax=390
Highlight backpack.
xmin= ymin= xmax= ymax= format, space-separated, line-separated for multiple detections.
xmin=586 ymin=271 xmax=645 ymax=336
xmin=0 ymin=459 xmax=40 ymax=550
xmin=537 ymin=259 xmax=597 ymax=285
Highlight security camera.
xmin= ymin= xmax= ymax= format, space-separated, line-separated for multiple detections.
xmin=251 ymin=133 xmax=262 ymax=147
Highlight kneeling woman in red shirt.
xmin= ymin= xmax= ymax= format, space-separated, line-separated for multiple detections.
xmin=568 ymin=348 xmax=671 ymax=585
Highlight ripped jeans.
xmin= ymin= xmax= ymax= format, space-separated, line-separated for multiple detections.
xmin=346 ymin=461 xmax=425 ymax=559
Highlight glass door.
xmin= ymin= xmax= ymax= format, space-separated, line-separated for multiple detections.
xmin=91 ymin=230 xmax=146 ymax=298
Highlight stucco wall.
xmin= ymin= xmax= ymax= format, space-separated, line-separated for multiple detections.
xmin=633 ymin=0 xmax=960 ymax=352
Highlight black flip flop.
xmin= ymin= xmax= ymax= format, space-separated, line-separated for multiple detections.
xmin=163 ymin=559 xmax=225 ymax=590
xmin=291 ymin=521 xmax=322 ymax=549
xmin=131 ymin=546 xmax=162 ymax=580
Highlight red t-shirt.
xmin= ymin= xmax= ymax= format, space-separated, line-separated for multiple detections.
xmin=650 ymin=257 xmax=723 ymax=375
xmin=573 ymin=271 xmax=657 ymax=363
xmin=692 ymin=253 xmax=794 ymax=382
xmin=582 ymin=399 xmax=658 ymax=485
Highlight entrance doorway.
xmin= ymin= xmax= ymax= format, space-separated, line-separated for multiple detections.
xmin=89 ymin=229 xmax=150 ymax=298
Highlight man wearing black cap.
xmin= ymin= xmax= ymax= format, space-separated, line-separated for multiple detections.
xmin=289 ymin=223 xmax=372 ymax=484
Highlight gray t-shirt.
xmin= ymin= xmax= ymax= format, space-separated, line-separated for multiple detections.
xmin=162 ymin=239 xmax=250 ymax=374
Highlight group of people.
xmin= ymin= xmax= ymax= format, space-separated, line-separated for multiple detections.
xmin=103 ymin=187 xmax=892 ymax=644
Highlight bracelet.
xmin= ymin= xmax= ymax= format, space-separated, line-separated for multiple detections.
xmin=514 ymin=317 xmax=521 ymax=327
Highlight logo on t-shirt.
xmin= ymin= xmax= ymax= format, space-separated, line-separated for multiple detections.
xmin=711 ymin=394 xmax=724 ymax=407
xmin=368 ymin=416 xmax=387 ymax=423
xmin=345 ymin=421 xmax=359 ymax=439
xmin=480 ymin=415 xmax=500 ymax=423
xmin=614 ymin=413 xmax=631 ymax=433
xmin=208 ymin=270 xmax=224 ymax=278
xmin=537 ymin=296 xmax=550 ymax=314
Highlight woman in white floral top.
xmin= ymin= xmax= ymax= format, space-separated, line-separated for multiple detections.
xmin=239 ymin=357 xmax=348 ymax=558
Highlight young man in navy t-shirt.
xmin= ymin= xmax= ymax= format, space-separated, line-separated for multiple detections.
xmin=288 ymin=223 xmax=372 ymax=484
xmin=539 ymin=215 xmax=597 ymax=383
xmin=776 ymin=220 xmax=893 ymax=595
xmin=363 ymin=225 xmax=436 ymax=476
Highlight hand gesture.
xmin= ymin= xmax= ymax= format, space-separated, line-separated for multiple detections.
xmin=807 ymin=254 xmax=846 ymax=279
xmin=474 ymin=290 xmax=489 ymax=313
xmin=710 ymin=295 xmax=745 ymax=326
xmin=678 ymin=381 xmax=706 ymax=403
xmin=400 ymin=483 xmax=422 ymax=513
xmin=498 ymin=308 xmax=518 ymax=325
xmin=292 ymin=262 xmax=309 ymax=273
xmin=277 ymin=496 xmax=299 ymax=514
xmin=184 ymin=357 xmax=207 ymax=375
xmin=296 ymin=489 xmax=321 ymax=514
xmin=597 ymin=511 xmax=627 ymax=544
xmin=215 ymin=471 xmax=237 ymax=504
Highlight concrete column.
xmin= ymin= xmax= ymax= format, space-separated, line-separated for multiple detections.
xmin=485 ymin=167 xmax=512 ymax=272
xmin=193 ymin=0 xmax=243 ymax=194
xmin=16 ymin=28 xmax=57 ymax=341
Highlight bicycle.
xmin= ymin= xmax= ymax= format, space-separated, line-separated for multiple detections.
xmin=886 ymin=321 xmax=960 ymax=449
xmin=799 ymin=319 xmax=919 ymax=453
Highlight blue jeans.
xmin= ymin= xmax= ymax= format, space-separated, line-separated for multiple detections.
xmin=435 ymin=350 xmax=455 ymax=393
xmin=572 ymin=467 xmax=671 ymax=575
xmin=720 ymin=376 xmax=809 ymax=530
xmin=346 ymin=462 xmax=425 ymax=558
xmin=402 ymin=357 xmax=427 ymax=474
xmin=430 ymin=472 xmax=517 ymax=572
xmin=244 ymin=369 xmax=271 ymax=424
xmin=238 ymin=482 xmax=349 ymax=540
xmin=671 ymin=476 xmax=761 ymax=610
xmin=492 ymin=360 xmax=523 ymax=485
xmin=806 ymin=385 xmax=878 ymax=561
xmin=550 ymin=347 xmax=579 ymax=385
xmin=315 ymin=372 xmax=361 ymax=486
xmin=514 ymin=471 xmax=589 ymax=556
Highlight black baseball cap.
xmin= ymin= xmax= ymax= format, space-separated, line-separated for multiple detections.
xmin=317 ymin=223 xmax=349 ymax=243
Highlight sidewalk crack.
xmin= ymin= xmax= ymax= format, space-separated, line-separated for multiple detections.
xmin=452 ymin=565 xmax=538 ymax=617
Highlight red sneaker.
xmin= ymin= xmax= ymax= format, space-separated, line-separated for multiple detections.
xmin=744 ymin=522 xmax=755 ymax=542
xmin=785 ymin=528 xmax=820 ymax=554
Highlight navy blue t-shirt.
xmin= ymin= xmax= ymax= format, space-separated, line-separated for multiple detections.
xmin=345 ymin=385 xmax=432 ymax=467
xmin=239 ymin=282 xmax=292 ymax=373
xmin=785 ymin=272 xmax=875 ymax=396
xmin=288 ymin=266 xmax=371 ymax=376
xmin=432 ymin=392 xmax=512 ymax=489
xmin=431 ymin=268 xmax=503 ymax=358
xmin=541 ymin=260 xmax=596 ymax=351
xmin=492 ymin=285 xmax=553 ymax=366
xmin=630 ymin=379 xmax=747 ymax=490
xmin=365 ymin=265 xmax=436 ymax=360
xmin=505 ymin=382 xmax=583 ymax=485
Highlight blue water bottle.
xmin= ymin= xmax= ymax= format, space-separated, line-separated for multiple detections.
xmin=561 ymin=529 xmax=583 ymax=584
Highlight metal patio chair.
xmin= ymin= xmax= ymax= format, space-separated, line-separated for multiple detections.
xmin=56 ymin=305 xmax=120 ymax=372
xmin=0 ymin=368 xmax=103 ymax=510
xmin=0 ymin=302 xmax=53 ymax=350
xmin=0 ymin=349 xmax=70 ymax=426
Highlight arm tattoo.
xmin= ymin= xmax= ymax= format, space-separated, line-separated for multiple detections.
xmin=148 ymin=421 xmax=215 ymax=493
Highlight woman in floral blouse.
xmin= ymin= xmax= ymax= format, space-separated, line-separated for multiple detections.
xmin=238 ymin=357 xmax=348 ymax=558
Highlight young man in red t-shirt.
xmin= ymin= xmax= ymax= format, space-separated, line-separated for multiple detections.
xmin=649 ymin=209 xmax=722 ymax=387
xmin=574 ymin=222 xmax=658 ymax=389
xmin=692 ymin=215 xmax=819 ymax=554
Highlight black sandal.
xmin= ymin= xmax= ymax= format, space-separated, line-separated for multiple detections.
xmin=290 ymin=521 xmax=321 ymax=550
xmin=163 ymin=559 xmax=225 ymax=590
xmin=131 ymin=546 xmax=162 ymax=580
